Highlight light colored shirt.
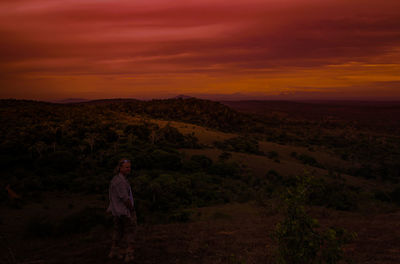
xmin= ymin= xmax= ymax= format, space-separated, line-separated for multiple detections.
xmin=107 ymin=173 xmax=134 ymax=217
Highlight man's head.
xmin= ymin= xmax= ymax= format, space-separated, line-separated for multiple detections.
xmin=116 ymin=158 xmax=131 ymax=176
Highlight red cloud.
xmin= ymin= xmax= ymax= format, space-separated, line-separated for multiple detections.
xmin=1 ymin=0 xmax=400 ymax=99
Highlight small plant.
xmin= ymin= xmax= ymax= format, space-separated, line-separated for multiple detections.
xmin=267 ymin=151 xmax=279 ymax=159
xmin=272 ymin=172 xmax=356 ymax=264
xmin=308 ymin=180 xmax=358 ymax=211
xmin=297 ymin=154 xmax=319 ymax=167
xmin=219 ymin=151 xmax=232 ymax=161
xmin=266 ymin=169 xmax=282 ymax=184
xmin=191 ymin=155 xmax=213 ymax=168
xmin=214 ymin=136 xmax=264 ymax=155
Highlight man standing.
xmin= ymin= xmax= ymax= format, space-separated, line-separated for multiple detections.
xmin=107 ymin=159 xmax=137 ymax=263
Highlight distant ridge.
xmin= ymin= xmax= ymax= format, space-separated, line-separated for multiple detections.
xmin=181 ymin=92 xmax=400 ymax=102
xmin=54 ymin=98 xmax=90 ymax=104
xmin=171 ymin=94 xmax=194 ymax=99
xmin=86 ymin=98 xmax=141 ymax=104
xmin=53 ymin=98 xmax=143 ymax=104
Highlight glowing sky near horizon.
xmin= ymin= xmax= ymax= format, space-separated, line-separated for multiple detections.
xmin=1 ymin=0 xmax=400 ymax=100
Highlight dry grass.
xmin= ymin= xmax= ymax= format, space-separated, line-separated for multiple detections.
xmin=2 ymin=119 xmax=398 ymax=263
xmin=2 ymin=197 xmax=399 ymax=264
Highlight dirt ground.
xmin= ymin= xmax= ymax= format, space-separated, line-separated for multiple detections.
xmin=1 ymin=197 xmax=400 ymax=264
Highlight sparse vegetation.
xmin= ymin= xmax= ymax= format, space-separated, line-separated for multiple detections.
xmin=214 ymin=136 xmax=264 ymax=155
xmin=1 ymin=98 xmax=399 ymax=264
xmin=272 ymin=173 xmax=356 ymax=264
xmin=295 ymin=153 xmax=323 ymax=168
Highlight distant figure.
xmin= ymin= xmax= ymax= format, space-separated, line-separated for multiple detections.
xmin=107 ymin=159 xmax=137 ymax=263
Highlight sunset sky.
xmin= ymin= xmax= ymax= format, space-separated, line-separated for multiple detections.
xmin=1 ymin=0 xmax=400 ymax=100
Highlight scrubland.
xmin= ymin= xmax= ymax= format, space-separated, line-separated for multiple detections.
xmin=1 ymin=98 xmax=399 ymax=263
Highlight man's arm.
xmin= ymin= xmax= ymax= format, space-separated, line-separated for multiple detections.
xmin=123 ymin=199 xmax=134 ymax=211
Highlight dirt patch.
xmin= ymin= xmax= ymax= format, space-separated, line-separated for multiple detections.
xmin=1 ymin=197 xmax=399 ymax=264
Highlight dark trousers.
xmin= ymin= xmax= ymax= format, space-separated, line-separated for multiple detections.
xmin=111 ymin=215 xmax=137 ymax=254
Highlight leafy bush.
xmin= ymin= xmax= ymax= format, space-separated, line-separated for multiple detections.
xmin=348 ymin=165 xmax=375 ymax=180
xmin=219 ymin=151 xmax=232 ymax=161
xmin=133 ymin=149 xmax=182 ymax=170
xmin=374 ymin=190 xmax=391 ymax=203
xmin=151 ymin=149 xmax=182 ymax=170
xmin=208 ymin=162 xmax=241 ymax=178
xmin=37 ymin=151 xmax=78 ymax=173
xmin=124 ymin=124 xmax=151 ymax=141
xmin=265 ymin=169 xmax=283 ymax=184
xmin=272 ymin=173 xmax=356 ymax=264
xmin=190 ymin=155 xmax=213 ymax=169
xmin=296 ymin=153 xmax=322 ymax=168
xmin=267 ymin=151 xmax=279 ymax=159
xmin=182 ymin=160 xmax=202 ymax=172
xmin=157 ymin=125 xmax=186 ymax=147
xmin=214 ymin=136 xmax=264 ymax=155
xmin=308 ymin=179 xmax=358 ymax=211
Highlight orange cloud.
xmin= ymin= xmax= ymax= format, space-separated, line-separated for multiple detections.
xmin=1 ymin=0 xmax=400 ymax=100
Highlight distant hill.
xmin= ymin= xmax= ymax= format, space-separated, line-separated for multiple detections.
xmin=171 ymin=94 xmax=194 ymax=99
xmin=83 ymin=98 xmax=142 ymax=104
xmin=4 ymin=98 xmax=400 ymax=134
xmin=53 ymin=98 xmax=90 ymax=104
xmin=0 ymin=97 xmax=254 ymax=133
xmin=222 ymin=100 xmax=400 ymax=132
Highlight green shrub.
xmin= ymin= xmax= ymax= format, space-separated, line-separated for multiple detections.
xmin=374 ymin=190 xmax=391 ymax=203
xmin=348 ymin=165 xmax=375 ymax=180
xmin=182 ymin=160 xmax=202 ymax=172
xmin=190 ymin=155 xmax=213 ymax=169
xmin=151 ymin=149 xmax=182 ymax=170
xmin=297 ymin=153 xmax=320 ymax=167
xmin=267 ymin=151 xmax=279 ymax=159
xmin=39 ymin=151 xmax=78 ymax=173
xmin=124 ymin=124 xmax=151 ymax=141
xmin=266 ymin=169 xmax=283 ymax=184
xmin=308 ymin=180 xmax=358 ymax=211
xmin=219 ymin=151 xmax=232 ymax=161
xmin=272 ymin=173 xmax=356 ymax=264
xmin=133 ymin=152 xmax=154 ymax=170
xmin=214 ymin=136 xmax=264 ymax=155
xmin=159 ymin=125 xmax=185 ymax=145
xmin=208 ymin=162 xmax=240 ymax=178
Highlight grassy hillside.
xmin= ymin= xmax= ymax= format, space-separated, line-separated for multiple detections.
xmin=1 ymin=98 xmax=400 ymax=263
